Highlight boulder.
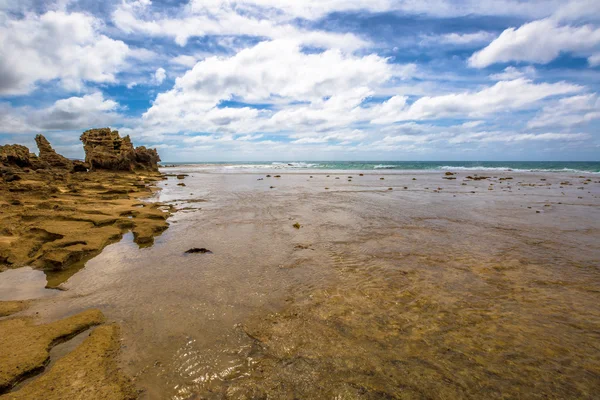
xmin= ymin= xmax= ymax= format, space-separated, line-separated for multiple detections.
xmin=35 ymin=134 xmax=73 ymax=169
xmin=80 ymin=128 xmax=160 ymax=171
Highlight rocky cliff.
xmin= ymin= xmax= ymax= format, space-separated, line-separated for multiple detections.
xmin=80 ymin=128 xmax=160 ymax=171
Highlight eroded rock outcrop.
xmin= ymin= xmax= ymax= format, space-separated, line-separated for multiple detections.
xmin=0 ymin=144 xmax=36 ymax=169
xmin=134 ymin=146 xmax=160 ymax=170
xmin=80 ymin=128 xmax=160 ymax=171
xmin=35 ymin=134 xmax=73 ymax=169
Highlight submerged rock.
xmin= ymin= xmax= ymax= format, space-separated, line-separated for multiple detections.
xmin=185 ymin=248 xmax=213 ymax=254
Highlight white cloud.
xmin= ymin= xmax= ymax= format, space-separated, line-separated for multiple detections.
xmin=527 ymin=94 xmax=600 ymax=128
xmin=370 ymin=78 xmax=582 ymax=123
xmin=142 ymin=39 xmax=402 ymax=134
xmin=449 ymin=131 xmax=590 ymax=143
xmin=0 ymin=92 xmax=123 ymax=133
xmin=589 ymin=53 xmax=600 ymax=66
xmin=154 ymin=67 xmax=167 ymax=85
xmin=171 ymin=55 xmax=199 ymax=68
xmin=112 ymin=0 xmax=368 ymax=51
xmin=552 ymin=0 xmax=600 ymax=23
xmin=469 ymin=19 xmax=600 ymax=68
xmin=185 ymin=0 xmax=565 ymax=20
xmin=0 ymin=11 xmax=131 ymax=94
xmin=489 ymin=66 xmax=536 ymax=80
xmin=369 ymin=127 xmax=590 ymax=148
xmin=113 ymin=0 xmax=569 ymax=54
xmin=421 ymin=31 xmax=495 ymax=46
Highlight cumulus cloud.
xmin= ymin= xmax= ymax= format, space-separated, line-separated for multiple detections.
xmin=0 ymin=92 xmax=123 ymax=134
xmin=469 ymin=19 xmax=600 ymax=68
xmin=0 ymin=10 xmax=131 ymax=94
xmin=1 ymin=0 xmax=597 ymax=160
xmin=142 ymin=39 xmax=405 ymax=133
xmin=154 ymin=68 xmax=167 ymax=85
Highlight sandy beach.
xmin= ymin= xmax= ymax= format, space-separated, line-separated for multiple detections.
xmin=2 ymin=167 xmax=599 ymax=399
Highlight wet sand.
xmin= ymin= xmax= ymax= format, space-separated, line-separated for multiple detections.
xmin=1 ymin=170 xmax=600 ymax=399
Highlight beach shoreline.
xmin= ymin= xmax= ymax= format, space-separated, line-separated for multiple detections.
xmin=1 ymin=168 xmax=599 ymax=398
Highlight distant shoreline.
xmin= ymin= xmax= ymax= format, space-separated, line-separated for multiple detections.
xmin=158 ymin=160 xmax=600 ymax=174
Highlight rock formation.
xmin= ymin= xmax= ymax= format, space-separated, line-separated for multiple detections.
xmin=35 ymin=134 xmax=73 ymax=169
xmin=1 ymin=128 xmax=159 ymax=178
xmin=134 ymin=146 xmax=160 ymax=171
xmin=80 ymin=128 xmax=160 ymax=171
xmin=0 ymin=144 xmax=36 ymax=168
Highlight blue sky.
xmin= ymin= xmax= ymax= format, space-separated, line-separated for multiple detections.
xmin=1 ymin=0 xmax=599 ymax=162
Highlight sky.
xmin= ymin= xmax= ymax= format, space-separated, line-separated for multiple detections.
xmin=0 ymin=0 xmax=599 ymax=162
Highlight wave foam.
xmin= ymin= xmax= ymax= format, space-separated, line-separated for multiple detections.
xmin=374 ymin=164 xmax=396 ymax=169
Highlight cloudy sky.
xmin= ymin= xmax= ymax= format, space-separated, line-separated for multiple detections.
xmin=1 ymin=0 xmax=599 ymax=161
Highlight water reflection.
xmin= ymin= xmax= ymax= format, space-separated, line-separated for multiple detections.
xmin=0 ymin=267 xmax=59 ymax=300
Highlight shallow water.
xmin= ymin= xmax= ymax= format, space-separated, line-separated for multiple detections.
xmin=0 ymin=267 xmax=59 ymax=301
xmin=5 ymin=170 xmax=600 ymax=398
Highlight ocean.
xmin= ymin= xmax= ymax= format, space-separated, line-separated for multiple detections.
xmin=160 ymin=161 xmax=600 ymax=173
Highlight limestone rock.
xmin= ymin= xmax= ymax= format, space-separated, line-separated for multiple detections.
xmin=134 ymin=146 xmax=160 ymax=171
xmin=80 ymin=128 xmax=160 ymax=171
xmin=0 ymin=144 xmax=36 ymax=168
xmin=35 ymin=134 xmax=73 ymax=169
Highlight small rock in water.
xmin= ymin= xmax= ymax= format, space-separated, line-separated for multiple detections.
xmin=177 ymin=183 xmax=186 ymax=186
xmin=176 ymin=174 xmax=186 ymax=179
xmin=266 ymin=175 xmax=271 ymax=177
xmin=380 ymin=177 xmax=385 ymax=180
xmin=445 ymin=172 xmax=455 ymax=176
xmin=185 ymin=248 xmax=213 ymax=254
xmin=293 ymin=222 xmax=301 ymax=229
xmin=388 ymin=187 xmax=393 ymax=190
